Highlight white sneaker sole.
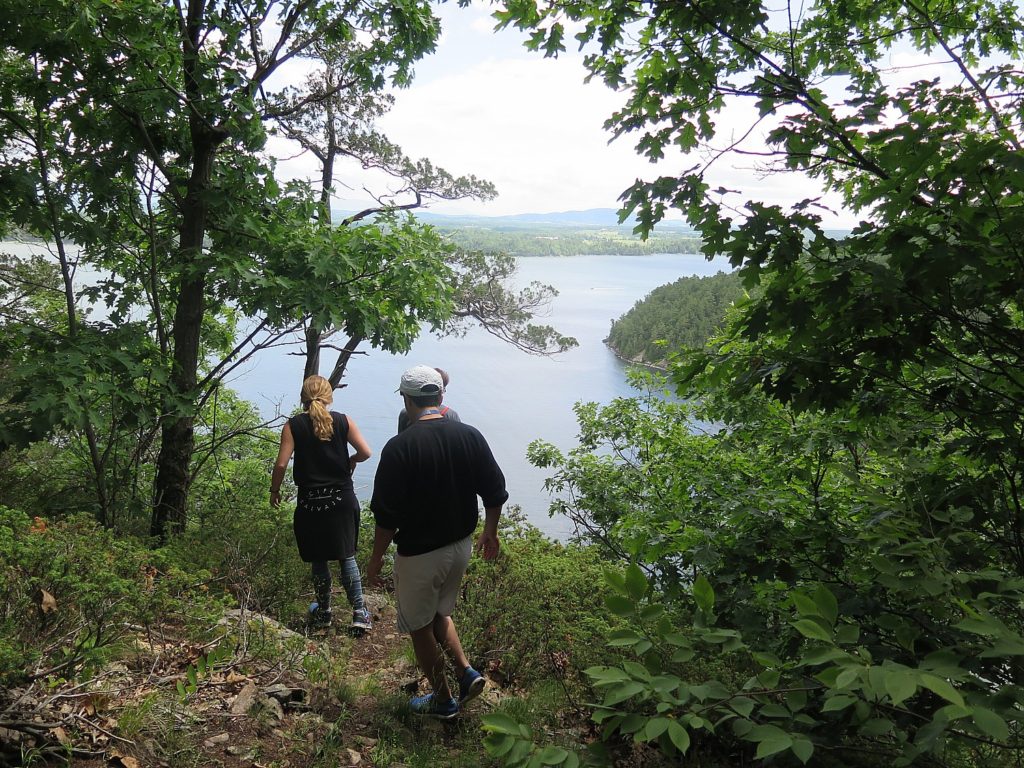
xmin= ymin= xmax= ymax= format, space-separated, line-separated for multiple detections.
xmin=460 ymin=675 xmax=485 ymax=704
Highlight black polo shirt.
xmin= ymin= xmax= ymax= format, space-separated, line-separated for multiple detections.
xmin=370 ymin=419 xmax=508 ymax=556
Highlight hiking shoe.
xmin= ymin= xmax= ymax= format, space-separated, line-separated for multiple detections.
xmin=409 ymin=693 xmax=459 ymax=720
xmin=350 ymin=607 xmax=372 ymax=636
xmin=458 ymin=666 xmax=485 ymax=704
xmin=308 ymin=602 xmax=332 ymax=629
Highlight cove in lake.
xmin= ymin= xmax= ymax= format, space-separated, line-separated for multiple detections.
xmin=232 ymin=253 xmax=728 ymax=539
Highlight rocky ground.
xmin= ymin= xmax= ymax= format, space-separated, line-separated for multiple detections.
xmin=0 ymin=590 xmax=505 ymax=768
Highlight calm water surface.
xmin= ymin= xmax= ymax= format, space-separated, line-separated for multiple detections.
xmin=232 ymin=253 xmax=727 ymax=538
xmin=1 ymin=242 xmax=725 ymax=538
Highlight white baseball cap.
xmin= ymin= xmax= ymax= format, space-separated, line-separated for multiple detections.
xmin=399 ymin=365 xmax=444 ymax=397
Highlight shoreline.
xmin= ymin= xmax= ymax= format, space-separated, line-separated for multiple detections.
xmin=604 ymin=339 xmax=669 ymax=372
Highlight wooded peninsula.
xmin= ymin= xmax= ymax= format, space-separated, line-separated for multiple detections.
xmin=605 ymin=271 xmax=745 ymax=366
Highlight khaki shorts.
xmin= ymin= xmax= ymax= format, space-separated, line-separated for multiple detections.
xmin=394 ymin=535 xmax=473 ymax=633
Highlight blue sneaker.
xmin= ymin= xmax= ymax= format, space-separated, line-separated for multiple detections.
xmin=308 ymin=602 xmax=332 ymax=629
xmin=409 ymin=693 xmax=459 ymax=719
xmin=350 ymin=608 xmax=372 ymax=636
xmin=458 ymin=666 xmax=485 ymax=704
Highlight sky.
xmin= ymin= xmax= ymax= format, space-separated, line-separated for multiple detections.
xmin=269 ymin=2 xmax=877 ymax=228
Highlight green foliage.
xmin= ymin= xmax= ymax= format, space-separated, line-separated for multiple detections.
xmin=111 ymin=690 xmax=208 ymax=768
xmin=490 ymin=564 xmax=1024 ymax=767
xmin=0 ymin=0 xmax=580 ymax=540
xmin=0 ymin=380 xmax=268 ymax=538
xmin=447 ymin=248 xmax=577 ymax=354
xmin=247 ymin=211 xmax=460 ymax=355
xmin=522 ymin=362 xmax=1024 ymax=764
xmin=0 ymin=506 xmax=221 ymax=686
xmin=483 ymin=710 xmax=604 ymax=768
xmin=0 ymin=0 xmax=485 ymax=537
xmin=458 ymin=509 xmax=625 ymax=689
xmin=0 ymin=248 xmax=164 ymax=528
xmin=588 ymin=567 xmax=1024 ymax=766
xmin=168 ymin=393 xmax=309 ymax=618
xmin=175 ymin=642 xmax=232 ymax=701
xmin=606 ymin=270 xmax=745 ymax=365
xmin=497 ymin=0 xmax=1024 ymax=519
xmin=115 ymin=692 xmax=160 ymax=740
xmin=528 ymin=372 xmax=727 ymax=595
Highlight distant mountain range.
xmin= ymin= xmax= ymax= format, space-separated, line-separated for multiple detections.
xmin=414 ymin=209 xmax=853 ymax=238
xmin=334 ymin=207 xmax=694 ymax=231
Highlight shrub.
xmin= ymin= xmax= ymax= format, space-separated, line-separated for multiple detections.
xmin=458 ymin=509 xmax=626 ymax=690
xmin=166 ymin=497 xmax=310 ymax=622
xmin=0 ymin=506 xmax=221 ymax=686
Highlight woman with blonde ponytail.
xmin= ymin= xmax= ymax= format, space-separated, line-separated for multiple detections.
xmin=270 ymin=375 xmax=373 ymax=633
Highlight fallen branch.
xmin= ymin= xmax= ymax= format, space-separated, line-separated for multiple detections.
xmin=74 ymin=712 xmax=135 ymax=745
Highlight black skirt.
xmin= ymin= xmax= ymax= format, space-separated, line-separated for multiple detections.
xmin=293 ymin=486 xmax=360 ymax=562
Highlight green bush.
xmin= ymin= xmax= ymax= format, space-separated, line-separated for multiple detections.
xmin=166 ymin=497 xmax=310 ymax=622
xmin=457 ymin=509 xmax=626 ymax=690
xmin=0 ymin=506 xmax=221 ymax=686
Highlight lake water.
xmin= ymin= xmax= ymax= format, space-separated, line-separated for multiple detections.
xmin=0 ymin=241 xmax=724 ymax=538
xmin=230 ymin=253 xmax=727 ymax=538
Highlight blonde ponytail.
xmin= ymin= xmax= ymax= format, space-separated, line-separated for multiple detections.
xmin=300 ymin=375 xmax=334 ymax=441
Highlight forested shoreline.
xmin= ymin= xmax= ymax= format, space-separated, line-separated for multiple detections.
xmin=438 ymin=225 xmax=703 ymax=257
xmin=605 ymin=271 xmax=745 ymax=366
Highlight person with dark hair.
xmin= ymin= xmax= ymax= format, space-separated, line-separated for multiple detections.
xmin=397 ymin=366 xmax=460 ymax=433
xmin=368 ymin=365 xmax=507 ymax=719
xmin=271 ymin=375 xmax=373 ymax=634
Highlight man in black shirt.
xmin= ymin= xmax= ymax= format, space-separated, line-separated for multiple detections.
xmin=368 ymin=365 xmax=508 ymax=719
xmin=396 ymin=366 xmax=461 ymax=433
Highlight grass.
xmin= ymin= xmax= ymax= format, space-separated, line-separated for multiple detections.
xmin=115 ymin=691 xmax=160 ymax=740
xmin=114 ymin=691 xmax=208 ymax=768
xmin=366 ymin=693 xmax=495 ymax=768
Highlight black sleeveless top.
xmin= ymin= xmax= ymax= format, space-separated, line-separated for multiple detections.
xmin=289 ymin=411 xmax=353 ymax=490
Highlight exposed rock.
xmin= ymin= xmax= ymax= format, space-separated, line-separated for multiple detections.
xmin=219 ymin=608 xmax=303 ymax=641
xmin=203 ymin=732 xmax=230 ymax=748
xmin=229 ymin=681 xmax=259 ymax=715
xmin=346 ymin=747 xmax=362 ymax=765
xmin=263 ymin=695 xmax=285 ymax=721
xmin=264 ymin=683 xmax=306 ymax=704
xmin=226 ymin=744 xmax=257 ymax=759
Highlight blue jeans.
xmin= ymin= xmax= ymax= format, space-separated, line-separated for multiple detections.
xmin=311 ymin=557 xmax=365 ymax=613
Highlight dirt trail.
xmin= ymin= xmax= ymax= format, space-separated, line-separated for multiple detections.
xmin=2 ymin=588 xmax=493 ymax=768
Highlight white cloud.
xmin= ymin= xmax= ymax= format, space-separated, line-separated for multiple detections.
xmin=270 ymin=2 xmax=860 ymax=227
xmin=376 ymin=54 xmax=649 ymax=213
xmin=469 ymin=14 xmax=497 ymax=35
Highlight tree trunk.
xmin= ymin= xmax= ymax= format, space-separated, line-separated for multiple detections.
xmin=151 ymin=270 xmax=207 ymax=540
xmin=300 ymin=116 xmax=336 ymax=383
xmin=34 ymin=112 xmax=112 ymax=527
xmin=327 ymin=334 xmax=363 ymax=389
xmin=150 ymin=135 xmax=217 ymax=540
xmin=303 ymin=326 xmax=322 ymax=379
xmin=149 ymin=0 xmax=229 ymax=541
